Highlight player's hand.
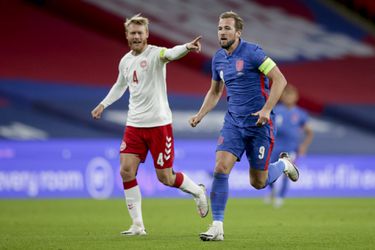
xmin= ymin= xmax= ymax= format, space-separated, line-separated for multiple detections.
xmin=252 ymin=109 xmax=270 ymax=127
xmin=91 ymin=104 xmax=104 ymax=120
xmin=189 ymin=114 xmax=202 ymax=127
xmin=186 ymin=36 xmax=202 ymax=53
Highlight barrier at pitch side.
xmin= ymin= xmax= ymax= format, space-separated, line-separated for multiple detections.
xmin=0 ymin=139 xmax=374 ymax=199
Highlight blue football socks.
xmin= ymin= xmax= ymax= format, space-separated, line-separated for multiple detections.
xmin=210 ymin=173 xmax=229 ymax=222
xmin=266 ymin=160 xmax=285 ymax=186
xmin=279 ymin=175 xmax=289 ymax=198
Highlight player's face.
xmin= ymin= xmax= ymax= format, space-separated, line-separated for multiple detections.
xmin=126 ymin=24 xmax=149 ymax=55
xmin=218 ymin=18 xmax=240 ymax=50
xmin=281 ymin=89 xmax=298 ymax=106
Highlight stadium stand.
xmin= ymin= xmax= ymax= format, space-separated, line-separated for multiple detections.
xmin=1 ymin=0 xmax=375 ymax=152
xmin=334 ymin=0 xmax=375 ymax=22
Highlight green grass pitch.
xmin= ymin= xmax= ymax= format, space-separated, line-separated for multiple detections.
xmin=0 ymin=198 xmax=374 ymax=249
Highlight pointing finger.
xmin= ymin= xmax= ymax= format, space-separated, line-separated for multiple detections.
xmin=192 ymin=36 xmax=202 ymax=44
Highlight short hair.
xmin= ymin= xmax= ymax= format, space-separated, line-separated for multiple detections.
xmin=284 ymin=84 xmax=299 ymax=96
xmin=219 ymin=11 xmax=244 ymax=31
xmin=124 ymin=14 xmax=149 ymax=32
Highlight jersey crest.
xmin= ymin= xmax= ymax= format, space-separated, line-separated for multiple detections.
xmin=236 ymin=59 xmax=244 ymax=76
xmin=140 ymin=60 xmax=147 ymax=68
xmin=236 ymin=59 xmax=244 ymax=72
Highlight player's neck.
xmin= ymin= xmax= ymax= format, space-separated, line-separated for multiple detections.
xmin=286 ymin=103 xmax=296 ymax=109
xmin=132 ymin=44 xmax=148 ymax=56
xmin=225 ymin=39 xmax=240 ymax=55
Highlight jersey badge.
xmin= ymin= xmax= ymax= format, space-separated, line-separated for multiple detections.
xmin=291 ymin=113 xmax=299 ymax=124
xmin=120 ymin=141 xmax=127 ymax=151
xmin=140 ymin=60 xmax=147 ymax=68
xmin=236 ymin=59 xmax=244 ymax=76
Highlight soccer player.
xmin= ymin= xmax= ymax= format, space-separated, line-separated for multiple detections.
xmin=91 ymin=14 xmax=209 ymax=236
xmin=265 ymin=84 xmax=313 ymax=208
xmin=189 ymin=11 xmax=299 ymax=241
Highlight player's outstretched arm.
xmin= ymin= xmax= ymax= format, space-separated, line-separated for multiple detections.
xmin=186 ymin=36 xmax=202 ymax=52
xmin=299 ymin=123 xmax=314 ymax=155
xmin=189 ymin=79 xmax=224 ymax=127
xmin=162 ymin=36 xmax=202 ymax=61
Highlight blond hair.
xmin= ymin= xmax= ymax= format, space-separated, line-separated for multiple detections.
xmin=124 ymin=14 xmax=149 ymax=32
xmin=219 ymin=11 xmax=244 ymax=31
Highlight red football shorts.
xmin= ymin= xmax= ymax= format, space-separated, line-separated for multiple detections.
xmin=120 ymin=124 xmax=174 ymax=169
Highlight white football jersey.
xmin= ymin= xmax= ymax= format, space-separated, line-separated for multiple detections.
xmin=100 ymin=45 xmax=172 ymax=127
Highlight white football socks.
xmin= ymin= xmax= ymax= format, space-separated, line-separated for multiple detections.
xmin=124 ymin=185 xmax=144 ymax=228
xmin=179 ymin=173 xmax=203 ymax=197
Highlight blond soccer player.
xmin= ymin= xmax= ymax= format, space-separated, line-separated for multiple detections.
xmin=91 ymin=14 xmax=209 ymax=236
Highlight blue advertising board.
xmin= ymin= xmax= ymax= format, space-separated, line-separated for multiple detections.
xmin=0 ymin=139 xmax=374 ymax=199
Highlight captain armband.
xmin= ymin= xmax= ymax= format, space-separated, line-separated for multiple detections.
xmin=159 ymin=45 xmax=188 ymax=61
xmin=258 ymin=57 xmax=276 ymax=75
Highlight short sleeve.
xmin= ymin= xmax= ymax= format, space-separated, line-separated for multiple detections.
xmin=251 ymin=46 xmax=268 ymax=68
xmin=211 ymin=54 xmax=220 ymax=81
xmin=252 ymin=46 xmax=276 ymax=75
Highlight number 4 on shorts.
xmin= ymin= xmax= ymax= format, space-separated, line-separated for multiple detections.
xmin=157 ymin=152 xmax=164 ymax=166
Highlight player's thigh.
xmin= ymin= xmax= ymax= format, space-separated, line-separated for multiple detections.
xmin=245 ymin=131 xmax=274 ymax=171
xmin=120 ymin=126 xmax=148 ymax=163
xmin=147 ymin=124 xmax=174 ymax=169
xmin=216 ymin=122 xmax=246 ymax=164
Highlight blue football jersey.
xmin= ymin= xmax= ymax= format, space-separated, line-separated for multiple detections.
xmin=211 ymin=39 xmax=274 ymax=127
xmin=273 ymin=104 xmax=309 ymax=152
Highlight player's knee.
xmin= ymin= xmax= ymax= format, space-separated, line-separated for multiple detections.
xmin=119 ymin=165 xmax=135 ymax=181
xmin=250 ymin=178 xmax=266 ymax=190
xmin=214 ymin=162 xmax=230 ymax=174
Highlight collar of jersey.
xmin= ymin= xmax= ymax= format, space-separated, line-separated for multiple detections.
xmin=131 ymin=45 xmax=150 ymax=57
xmin=225 ymin=39 xmax=243 ymax=57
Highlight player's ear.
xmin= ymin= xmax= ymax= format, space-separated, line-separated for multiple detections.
xmin=236 ymin=30 xmax=241 ymax=38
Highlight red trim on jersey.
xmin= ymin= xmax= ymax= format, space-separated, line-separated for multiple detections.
xmin=260 ymin=74 xmax=269 ymax=99
xmin=173 ymin=172 xmax=184 ymax=188
xmin=123 ymin=179 xmax=138 ymax=190
xmin=264 ymin=119 xmax=275 ymax=170
xmin=260 ymin=74 xmax=273 ymax=170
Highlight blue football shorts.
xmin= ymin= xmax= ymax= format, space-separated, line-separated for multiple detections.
xmin=216 ymin=121 xmax=275 ymax=170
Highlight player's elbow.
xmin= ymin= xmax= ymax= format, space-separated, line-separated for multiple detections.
xmin=272 ymin=78 xmax=287 ymax=92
